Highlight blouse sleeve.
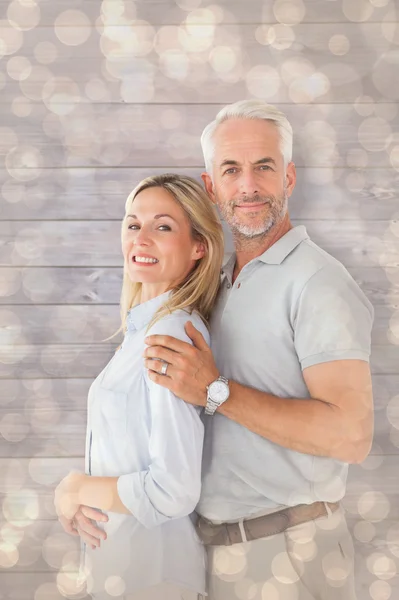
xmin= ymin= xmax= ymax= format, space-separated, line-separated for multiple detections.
xmin=116 ymin=312 xmax=209 ymax=529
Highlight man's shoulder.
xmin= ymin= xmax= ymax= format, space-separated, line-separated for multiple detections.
xmin=285 ymin=236 xmax=349 ymax=283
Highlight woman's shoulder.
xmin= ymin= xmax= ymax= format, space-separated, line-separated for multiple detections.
xmin=146 ymin=308 xmax=210 ymax=345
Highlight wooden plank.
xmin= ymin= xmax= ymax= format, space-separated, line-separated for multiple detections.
xmin=1 ymin=399 xmax=398 ymax=459
xmin=1 ymin=167 xmax=398 ymax=221
xmin=0 ymin=104 xmax=396 ymax=169
xmin=1 ymin=0 xmax=398 ymax=25
xmin=1 ymin=22 xmax=398 ymax=104
xmin=1 ymin=219 xmax=398 ymax=268
xmin=0 ymin=572 xmax=89 ymax=599
xmin=0 ymin=303 xmax=394 ymax=346
xmin=1 ymin=515 xmax=398 ymax=581
xmin=1 ymin=453 xmax=399 ymax=522
xmin=1 ymin=374 xmax=396 ymax=412
xmin=1 ymin=266 xmax=398 ymax=307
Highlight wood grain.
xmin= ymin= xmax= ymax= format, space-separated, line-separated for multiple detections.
xmin=0 ymin=0 xmax=397 ymax=25
xmin=1 ymin=22 xmax=397 ymax=104
xmin=1 ymin=167 xmax=398 ymax=221
xmin=0 ymin=103 xmax=396 ymax=169
xmin=2 ymin=219 xmax=398 ymax=267
xmin=0 ymin=265 xmax=398 ymax=306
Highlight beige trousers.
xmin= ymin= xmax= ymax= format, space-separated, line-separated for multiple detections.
xmin=203 ymin=505 xmax=357 ymax=600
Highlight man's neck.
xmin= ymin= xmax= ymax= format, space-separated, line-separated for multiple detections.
xmin=232 ymin=215 xmax=292 ymax=282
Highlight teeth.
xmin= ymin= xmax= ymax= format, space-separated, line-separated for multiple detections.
xmin=135 ymin=257 xmax=158 ymax=263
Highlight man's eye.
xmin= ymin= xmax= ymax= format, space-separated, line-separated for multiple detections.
xmin=224 ymin=168 xmax=237 ymax=175
xmin=259 ymin=165 xmax=272 ymax=171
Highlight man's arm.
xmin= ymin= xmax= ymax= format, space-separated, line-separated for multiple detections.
xmin=144 ymin=322 xmax=374 ymax=464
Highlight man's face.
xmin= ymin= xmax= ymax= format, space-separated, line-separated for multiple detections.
xmin=203 ymin=118 xmax=296 ymax=238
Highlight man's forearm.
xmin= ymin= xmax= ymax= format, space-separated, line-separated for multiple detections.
xmin=217 ymin=381 xmax=366 ymax=463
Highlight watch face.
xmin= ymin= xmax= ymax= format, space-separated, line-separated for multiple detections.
xmin=209 ymin=380 xmax=229 ymax=403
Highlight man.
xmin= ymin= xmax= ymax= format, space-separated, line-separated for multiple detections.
xmin=70 ymin=101 xmax=374 ymax=599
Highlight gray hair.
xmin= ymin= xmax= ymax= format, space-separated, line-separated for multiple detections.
xmin=200 ymin=100 xmax=293 ymax=175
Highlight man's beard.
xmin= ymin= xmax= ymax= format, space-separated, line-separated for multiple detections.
xmin=218 ymin=191 xmax=288 ymax=239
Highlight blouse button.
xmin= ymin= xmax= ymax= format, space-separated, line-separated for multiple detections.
xmin=227 ymin=283 xmax=231 ymax=289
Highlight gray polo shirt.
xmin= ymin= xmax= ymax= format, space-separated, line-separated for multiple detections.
xmin=197 ymin=226 xmax=374 ymax=522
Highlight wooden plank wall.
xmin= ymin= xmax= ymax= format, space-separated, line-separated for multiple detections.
xmin=1 ymin=0 xmax=399 ymax=597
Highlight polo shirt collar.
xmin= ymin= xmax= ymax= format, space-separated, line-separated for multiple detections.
xmin=126 ymin=290 xmax=171 ymax=332
xmin=221 ymin=226 xmax=309 ymax=280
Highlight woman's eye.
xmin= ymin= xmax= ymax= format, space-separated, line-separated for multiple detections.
xmin=128 ymin=224 xmax=139 ymax=230
xmin=158 ymin=225 xmax=171 ymax=231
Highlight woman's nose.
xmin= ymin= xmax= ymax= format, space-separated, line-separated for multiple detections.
xmin=134 ymin=228 xmax=152 ymax=246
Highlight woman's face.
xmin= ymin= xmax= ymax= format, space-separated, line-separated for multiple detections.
xmin=122 ymin=186 xmax=205 ymax=301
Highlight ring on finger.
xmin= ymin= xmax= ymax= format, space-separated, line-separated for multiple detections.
xmin=160 ymin=362 xmax=168 ymax=376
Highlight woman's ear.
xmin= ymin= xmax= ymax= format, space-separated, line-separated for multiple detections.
xmin=192 ymin=240 xmax=206 ymax=260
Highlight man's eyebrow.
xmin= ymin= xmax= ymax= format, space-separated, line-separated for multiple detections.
xmin=127 ymin=213 xmax=177 ymax=221
xmin=219 ymin=157 xmax=277 ymax=169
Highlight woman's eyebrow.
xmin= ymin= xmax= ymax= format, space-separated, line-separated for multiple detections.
xmin=127 ymin=213 xmax=178 ymax=222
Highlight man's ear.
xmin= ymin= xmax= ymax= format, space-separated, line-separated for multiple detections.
xmin=285 ymin=162 xmax=296 ymax=198
xmin=201 ymin=172 xmax=216 ymax=204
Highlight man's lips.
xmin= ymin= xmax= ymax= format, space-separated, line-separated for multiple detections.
xmin=235 ymin=202 xmax=268 ymax=211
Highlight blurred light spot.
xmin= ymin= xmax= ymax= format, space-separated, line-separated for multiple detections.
xmin=0 ymin=541 xmax=19 ymax=568
xmin=0 ymin=19 xmax=23 ymax=55
xmin=12 ymin=96 xmax=32 ymax=118
xmin=19 ymin=65 xmax=53 ymax=101
xmin=390 ymin=146 xmax=399 ymax=172
xmin=0 ymin=267 xmax=20 ymax=300
xmin=346 ymin=171 xmax=365 ymax=193
xmin=1 ymin=522 xmax=24 ymax=546
xmin=176 ymin=0 xmax=203 ymax=9
xmin=234 ymin=578 xmax=258 ymax=600
xmin=322 ymin=548 xmax=352 ymax=585
xmin=85 ymin=78 xmax=109 ymax=102
xmin=101 ymin=0 xmax=125 ymax=18
xmin=261 ymin=578 xmax=298 ymax=600
xmin=7 ymin=56 xmax=31 ymax=81
xmin=105 ymin=575 xmax=126 ymax=596
xmin=42 ymin=532 xmax=78 ymax=569
xmin=273 ymin=0 xmax=306 ymax=25
xmin=358 ymin=491 xmax=390 ymax=522
xmin=160 ymin=49 xmax=190 ymax=80
xmin=300 ymin=121 xmax=338 ymax=167
xmin=342 ymin=0 xmax=374 ymax=22
xmin=34 ymin=41 xmax=58 ymax=65
xmin=373 ymin=52 xmax=399 ymax=100
xmin=0 ymin=309 xmax=22 ymax=344
xmin=289 ymin=72 xmax=330 ymax=103
xmin=213 ymin=546 xmax=248 ymax=578
xmin=353 ymin=520 xmax=376 ymax=542
xmin=2 ymin=180 xmax=25 ymax=204
xmin=0 ymin=460 xmax=25 ymax=494
xmin=3 ymin=488 xmax=39 ymax=523
xmin=7 ymin=0 xmax=40 ymax=31
xmin=42 ymin=76 xmax=81 ymax=115
xmin=370 ymin=0 xmax=390 ymax=5
xmin=354 ymin=95 xmax=374 ymax=116
xmin=346 ymin=148 xmax=368 ymax=168
xmin=209 ymin=46 xmax=237 ymax=74
xmin=272 ymin=551 xmax=301 ymax=583
xmin=54 ymin=10 xmax=91 ymax=46
xmin=0 ymin=412 xmax=29 ymax=442
xmin=382 ymin=14 xmax=399 ymax=45
xmin=367 ymin=553 xmax=397 ymax=580
xmin=34 ymin=582 xmax=63 ymax=600
xmin=329 ymin=34 xmax=350 ymax=56
xmin=246 ymin=65 xmax=280 ymax=99
xmin=0 ymin=127 xmax=18 ymax=155
xmin=386 ymin=523 xmax=399 ymax=558
xmin=358 ymin=117 xmax=392 ymax=152
xmin=369 ymin=580 xmax=392 ymax=600
xmin=14 ymin=227 xmax=45 ymax=259
xmin=6 ymin=146 xmax=42 ymax=181
xmin=160 ymin=108 xmax=183 ymax=130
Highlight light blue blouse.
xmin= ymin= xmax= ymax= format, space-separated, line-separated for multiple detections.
xmin=81 ymin=291 xmax=208 ymax=597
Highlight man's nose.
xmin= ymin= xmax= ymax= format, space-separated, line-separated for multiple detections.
xmin=239 ymin=171 xmax=259 ymax=196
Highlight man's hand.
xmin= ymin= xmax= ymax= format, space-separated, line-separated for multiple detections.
xmin=144 ymin=321 xmax=219 ymax=406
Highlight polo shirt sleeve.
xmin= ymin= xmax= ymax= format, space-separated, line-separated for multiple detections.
xmin=117 ymin=312 xmax=209 ymax=529
xmin=293 ymin=264 xmax=374 ymax=370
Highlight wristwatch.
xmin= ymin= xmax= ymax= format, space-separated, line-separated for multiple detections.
xmin=205 ymin=376 xmax=230 ymax=415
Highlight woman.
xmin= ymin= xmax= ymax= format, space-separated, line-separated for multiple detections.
xmin=54 ymin=174 xmax=224 ymax=600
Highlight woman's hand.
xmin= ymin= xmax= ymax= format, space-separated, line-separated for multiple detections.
xmin=54 ymin=471 xmax=86 ymax=521
xmin=73 ymin=506 xmax=109 ymax=549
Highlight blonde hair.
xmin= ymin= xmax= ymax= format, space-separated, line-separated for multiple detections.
xmin=120 ymin=173 xmax=224 ymax=333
